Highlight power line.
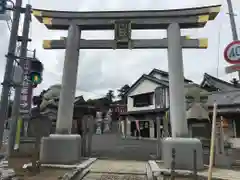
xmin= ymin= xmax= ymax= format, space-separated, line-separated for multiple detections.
xmin=216 ymin=18 xmax=222 ymax=78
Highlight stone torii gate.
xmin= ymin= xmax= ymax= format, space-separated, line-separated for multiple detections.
xmin=33 ymin=5 xmax=220 ymax=167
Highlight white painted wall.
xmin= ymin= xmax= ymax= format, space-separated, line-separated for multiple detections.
xmin=128 ymin=79 xmax=158 ymax=111
xmin=152 ymin=72 xmax=191 ymax=85
xmin=229 ymin=138 xmax=240 ymax=148
xmin=152 ymin=73 xmax=169 ymax=81
xmin=127 ymin=79 xmax=169 ymax=112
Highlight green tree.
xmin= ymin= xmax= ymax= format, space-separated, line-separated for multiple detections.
xmin=117 ymin=84 xmax=130 ymax=101
xmin=105 ymin=90 xmax=115 ymax=102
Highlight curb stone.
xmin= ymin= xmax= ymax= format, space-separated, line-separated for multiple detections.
xmin=145 ymin=163 xmax=154 ymax=180
xmin=60 ymin=158 xmax=97 ymax=180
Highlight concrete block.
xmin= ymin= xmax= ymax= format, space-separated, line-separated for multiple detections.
xmin=162 ymin=138 xmax=204 ymax=170
xmin=18 ymin=143 xmax=35 ymax=156
xmin=215 ymin=153 xmax=233 ymax=168
xmin=40 ymin=134 xmax=81 ymax=164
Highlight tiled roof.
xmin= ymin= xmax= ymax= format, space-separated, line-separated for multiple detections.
xmin=207 ymin=90 xmax=240 ymax=106
xmin=201 ymin=73 xmax=239 ymax=91
xmin=124 ymin=74 xmax=169 ymax=96
xmin=149 ymin=68 xmax=193 ymax=82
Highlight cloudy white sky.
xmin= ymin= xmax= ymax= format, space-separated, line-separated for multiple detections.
xmin=0 ymin=0 xmax=240 ymax=100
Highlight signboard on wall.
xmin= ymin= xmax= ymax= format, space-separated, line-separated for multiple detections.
xmin=20 ymin=62 xmax=30 ymax=115
xmin=155 ymin=87 xmax=166 ymax=109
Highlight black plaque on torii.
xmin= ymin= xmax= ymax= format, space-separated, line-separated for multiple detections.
xmin=114 ymin=20 xmax=132 ymax=49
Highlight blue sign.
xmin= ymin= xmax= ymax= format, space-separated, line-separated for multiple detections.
xmin=0 ymin=0 xmax=6 ymax=14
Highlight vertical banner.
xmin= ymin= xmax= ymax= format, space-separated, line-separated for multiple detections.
xmin=20 ymin=61 xmax=30 ymax=116
xmin=135 ymin=120 xmax=140 ymax=132
xmin=155 ymin=86 xmax=166 ymax=109
xmin=19 ymin=56 xmax=32 ymax=136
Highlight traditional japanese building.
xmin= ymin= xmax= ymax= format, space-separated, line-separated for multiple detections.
xmin=120 ymin=68 xmax=193 ymax=138
xmin=120 ymin=69 xmax=240 ymax=144
xmin=201 ymin=73 xmax=239 ymax=92
xmin=201 ymin=73 xmax=240 ymax=147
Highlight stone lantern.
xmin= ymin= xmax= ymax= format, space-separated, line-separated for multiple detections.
xmin=185 ymin=84 xmax=211 ymax=142
xmin=95 ymin=111 xmax=102 ymax=134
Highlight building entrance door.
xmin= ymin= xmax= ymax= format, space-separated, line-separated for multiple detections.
xmin=140 ymin=121 xmax=150 ymax=138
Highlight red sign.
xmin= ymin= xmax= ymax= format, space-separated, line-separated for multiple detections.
xmin=224 ymin=41 xmax=240 ymax=64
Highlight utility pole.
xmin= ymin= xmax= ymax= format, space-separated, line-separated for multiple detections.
xmin=155 ymin=87 xmax=166 ymax=159
xmin=0 ymin=0 xmax=22 ymax=149
xmin=8 ymin=4 xmax=32 ymax=155
xmin=226 ymin=0 xmax=240 ymax=79
xmin=226 ymin=0 xmax=238 ymax=40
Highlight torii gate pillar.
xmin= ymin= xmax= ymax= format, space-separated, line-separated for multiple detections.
xmin=167 ymin=23 xmax=188 ymax=137
xmin=56 ymin=24 xmax=80 ymax=134
xmin=161 ymin=23 xmax=204 ymax=170
xmin=39 ymin=24 xmax=82 ymax=164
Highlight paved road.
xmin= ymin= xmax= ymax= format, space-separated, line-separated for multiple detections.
xmin=91 ymin=133 xmax=157 ymax=161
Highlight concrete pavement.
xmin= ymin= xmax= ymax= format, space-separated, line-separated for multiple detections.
xmin=91 ymin=133 xmax=157 ymax=160
xmin=148 ymin=160 xmax=240 ymax=180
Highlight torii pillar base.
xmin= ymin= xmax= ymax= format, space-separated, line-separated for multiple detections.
xmin=162 ymin=138 xmax=204 ymax=170
xmin=39 ymin=134 xmax=82 ymax=164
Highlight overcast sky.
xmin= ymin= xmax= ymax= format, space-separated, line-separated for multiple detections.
xmin=0 ymin=0 xmax=240 ymax=100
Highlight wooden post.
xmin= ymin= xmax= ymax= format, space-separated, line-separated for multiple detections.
xmin=208 ymin=103 xmax=217 ymax=180
xmin=156 ymin=116 xmax=161 ymax=158
xmin=163 ymin=111 xmax=169 ymax=137
xmin=124 ymin=117 xmax=127 ymax=138
xmin=81 ymin=116 xmax=87 ymax=157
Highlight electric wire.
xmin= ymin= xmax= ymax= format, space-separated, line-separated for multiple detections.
xmin=216 ymin=18 xmax=222 ymax=78
xmin=216 ymin=0 xmax=226 ymax=78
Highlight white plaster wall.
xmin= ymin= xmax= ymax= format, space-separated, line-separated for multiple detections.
xmin=152 ymin=73 xmax=168 ymax=81
xmin=128 ymin=79 xmax=159 ymax=111
xmin=151 ymin=72 xmax=190 ymax=85
xmin=127 ymin=79 xmax=170 ymax=112
xmin=128 ymin=79 xmax=159 ymax=96
xmin=229 ymin=138 xmax=240 ymax=148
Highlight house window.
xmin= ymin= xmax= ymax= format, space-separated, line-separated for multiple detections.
xmin=133 ymin=93 xmax=153 ymax=107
